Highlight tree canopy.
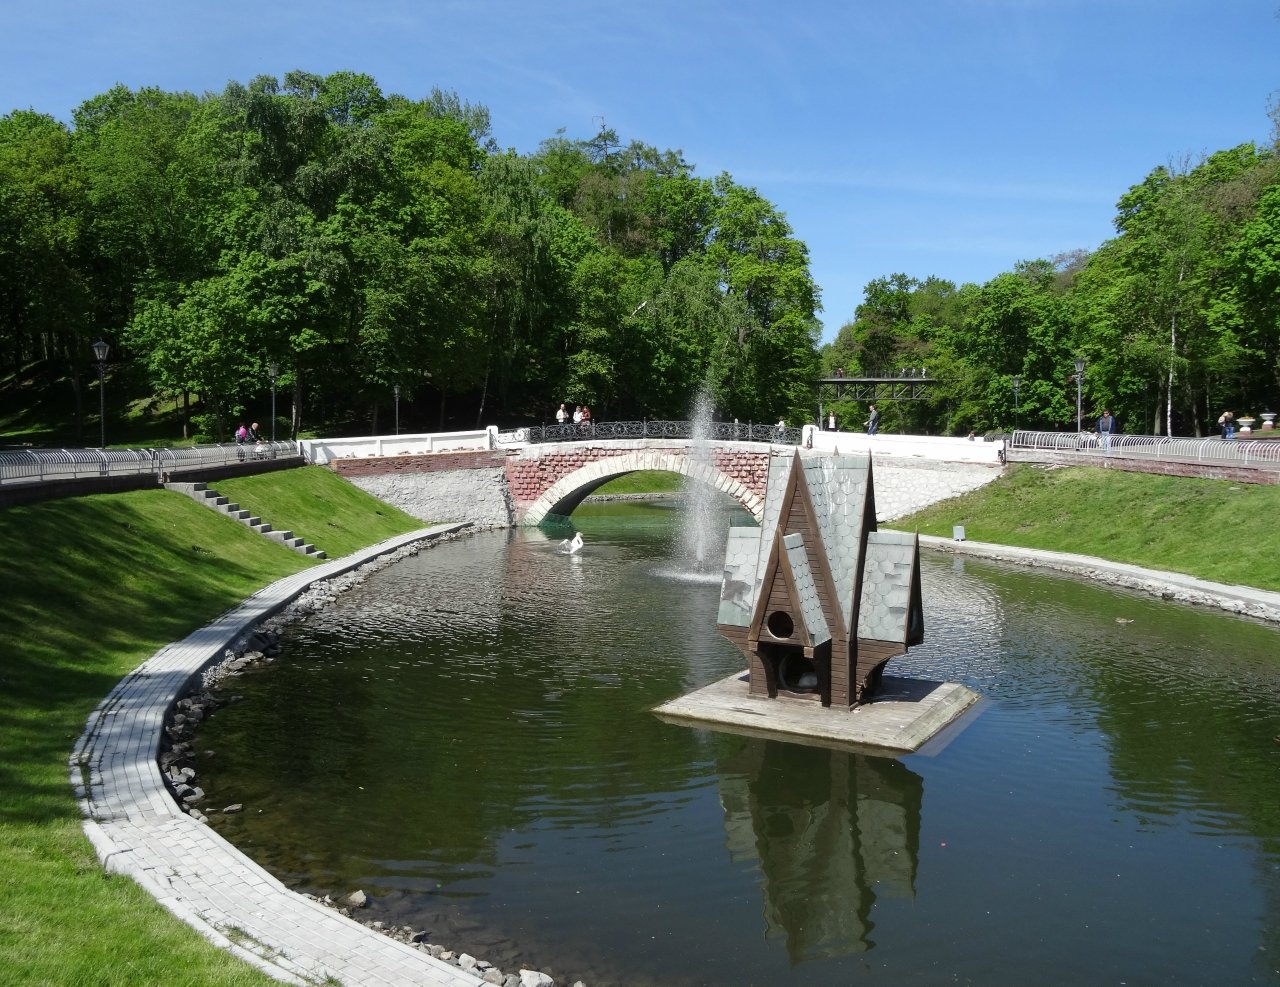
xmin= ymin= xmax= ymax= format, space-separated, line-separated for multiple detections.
xmin=0 ymin=77 xmax=820 ymax=440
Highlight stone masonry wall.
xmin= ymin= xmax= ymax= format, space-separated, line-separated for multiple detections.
xmin=874 ymin=459 xmax=1004 ymax=522
xmin=334 ymin=451 xmax=513 ymax=529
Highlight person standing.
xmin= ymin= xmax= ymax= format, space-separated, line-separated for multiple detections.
xmin=1097 ymin=409 xmax=1116 ymax=453
xmin=572 ymin=405 xmax=583 ymax=425
xmin=556 ymin=403 xmax=568 ymax=427
xmin=1218 ymin=410 xmax=1234 ymax=439
xmin=827 ymin=411 xmax=836 ymax=431
xmin=864 ymin=404 xmax=879 ymax=435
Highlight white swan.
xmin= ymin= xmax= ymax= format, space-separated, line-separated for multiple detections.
xmin=557 ymin=532 xmax=584 ymax=555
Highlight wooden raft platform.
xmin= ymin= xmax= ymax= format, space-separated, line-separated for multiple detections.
xmin=654 ymin=672 xmax=981 ymax=754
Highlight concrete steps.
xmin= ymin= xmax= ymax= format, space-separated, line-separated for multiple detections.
xmin=164 ymin=481 xmax=326 ymax=559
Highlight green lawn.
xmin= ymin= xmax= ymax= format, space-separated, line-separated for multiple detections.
xmin=591 ymin=469 xmax=685 ymax=495
xmin=0 ymin=470 xmax=427 ymax=984
xmin=888 ymin=463 xmax=1280 ymax=591
xmin=216 ymin=465 xmax=424 ymax=558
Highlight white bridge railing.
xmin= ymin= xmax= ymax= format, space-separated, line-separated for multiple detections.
xmin=297 ymin=428 xmax=499 ymax=465
xmin=0 ymin=442 xmax=298 ymax=485
xmin=1009 ymin=429 xmax=1280 ymax=468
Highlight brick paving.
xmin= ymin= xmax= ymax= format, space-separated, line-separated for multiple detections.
xmin=71 ymin=524 xmax=485 ymax=986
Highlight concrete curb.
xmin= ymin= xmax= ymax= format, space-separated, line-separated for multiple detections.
xmin=918 ymin=535 xmax=1280 ymax=624
xmin=71 ymin=523 xmax=486 ymax=987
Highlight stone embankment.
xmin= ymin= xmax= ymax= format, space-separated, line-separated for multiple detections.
xmin=875 ymin=459 xmax=1003 ymax=521
xmin=921 ymin=536 xmax=1280 ymax=625
xmin=337 ymin=450 xmax=516 ymax=529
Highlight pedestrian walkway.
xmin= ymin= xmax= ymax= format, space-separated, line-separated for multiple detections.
xmin=72 ymin=523 xmax=485 ymax=987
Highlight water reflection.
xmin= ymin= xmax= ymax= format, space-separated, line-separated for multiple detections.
xmin=718 ymin=743 xmax=921 ymax=962
xmin=194 ymin=506 xmax=1280 ymax=987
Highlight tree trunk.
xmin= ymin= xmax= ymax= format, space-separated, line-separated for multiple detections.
xmin=292 ymin=371 xmax=303 ymax=439
xmin=69 ymin=365 xmax=83 ymax=443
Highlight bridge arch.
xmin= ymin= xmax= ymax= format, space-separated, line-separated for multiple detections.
xmin=520 ymin=450 xmax=764 ymax=526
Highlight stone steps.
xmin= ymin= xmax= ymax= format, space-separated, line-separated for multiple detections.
xmin=163 ymin=481 xmax=327 ymax=559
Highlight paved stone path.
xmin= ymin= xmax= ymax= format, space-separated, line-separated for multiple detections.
xmin=72 ymin=524 xmax=486 ymax=987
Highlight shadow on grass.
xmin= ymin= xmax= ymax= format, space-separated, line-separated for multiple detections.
xmin=0 ymin=489 xmax=307 ymax=827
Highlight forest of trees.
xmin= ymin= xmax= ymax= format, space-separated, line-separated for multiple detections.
xmin=0 ymin=71 xmax=821 ymax=440
xmin=823 ymin=112 xmax=1280 ymax=438
xmin=2 ymin=70 xmax=1278 ymax=441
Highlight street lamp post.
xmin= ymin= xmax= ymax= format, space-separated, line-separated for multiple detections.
xmin=393 ymin=384 xmax=401 ymax=435
xmin=1074 ymin=356 xmax=1086 ymax=436
xmin=92 ymin=340 xmax=110 ymax=448
xmin=1012 ymin=375 xmax=1021 ymax=432
xmin=267 ymin=361 xmax=279 ymax=444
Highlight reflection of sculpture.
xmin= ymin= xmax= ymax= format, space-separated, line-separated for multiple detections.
xmin=718 ymin=451 xmax=924 ymax=706
xmin=718 ymin=740 xmax=922 ymax=961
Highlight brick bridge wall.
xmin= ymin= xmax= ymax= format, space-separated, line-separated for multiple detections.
xmin=506 ymin=443 xmax=770 ymax=523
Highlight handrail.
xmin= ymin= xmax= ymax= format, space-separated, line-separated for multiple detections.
xmin=494 ymin=420 xmax=804 ymax=446
xmin=1008 ymin=429 xmax=1280 ymax=468
xmin=0 ymin=441 xmax=299 ymax=485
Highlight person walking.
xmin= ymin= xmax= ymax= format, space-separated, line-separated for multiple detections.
xmin=864 ymin=404 xmax=879 ymax=435
xmin=1097 ymin=409 xmax=1116 ymax=454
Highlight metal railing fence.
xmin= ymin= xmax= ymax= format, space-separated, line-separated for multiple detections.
xmin=1009 ymin=429 xmax=1280 ymax=468
xmin=0 ymin=441 xmax=298 ymax=485
xmin=495 ymin=420 xmax=804 ymax=446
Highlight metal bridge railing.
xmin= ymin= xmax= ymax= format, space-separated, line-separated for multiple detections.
xmin=495 ymin=420 xmax=804 ymax=446
xmin=0 ymin=441 xmax=299 ymax=485
xmin=1009 ymin=430 xmax=1280 ymax=468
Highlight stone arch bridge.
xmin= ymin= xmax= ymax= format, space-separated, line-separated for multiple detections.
xmin=327 ymin=433 xmax=1004 ymax=530
xmin=510 ymin=441 xmax=770 ymax=525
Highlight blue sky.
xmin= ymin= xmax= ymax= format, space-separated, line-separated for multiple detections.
xmin=2 ymin=1 xmax=1277 ymax=343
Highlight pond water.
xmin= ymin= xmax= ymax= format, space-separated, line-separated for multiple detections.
xmin=197 ymin=500 xmax=1280 ymax=986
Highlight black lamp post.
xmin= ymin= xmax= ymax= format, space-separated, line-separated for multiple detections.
xmin=267 ymin=361 xmax=279 ymax=444
xmin=92 ymin=339 xmax=110 ymax=447
xmin=393 ymin=384 xmax=401 ymax=435
xmin=1074 ymin=356 xmax=1086 ymax=435
xmin=1012 ymin=375 xmax=1021 ymax=432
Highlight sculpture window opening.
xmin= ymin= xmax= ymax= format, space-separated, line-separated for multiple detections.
xmin=766 ymin=611 xmax=795 ymax=639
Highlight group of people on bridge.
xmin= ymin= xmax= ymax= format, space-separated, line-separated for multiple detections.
xmin=556 ymin=403 xmax=593 ymax=428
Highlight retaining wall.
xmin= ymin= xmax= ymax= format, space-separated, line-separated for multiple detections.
xmin=335 ymin=451 xmax=514 ymax=529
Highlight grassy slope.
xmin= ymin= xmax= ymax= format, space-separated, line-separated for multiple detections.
xmin=216 ymin=466 xmax=424 ymax=558
xmin=0 ymin=470 xmax=425 ymax=984
xmin=591 ymin=470 xmax=685 ymax=495
xmin=888 ymin=463 xmax=1280 ymax=591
